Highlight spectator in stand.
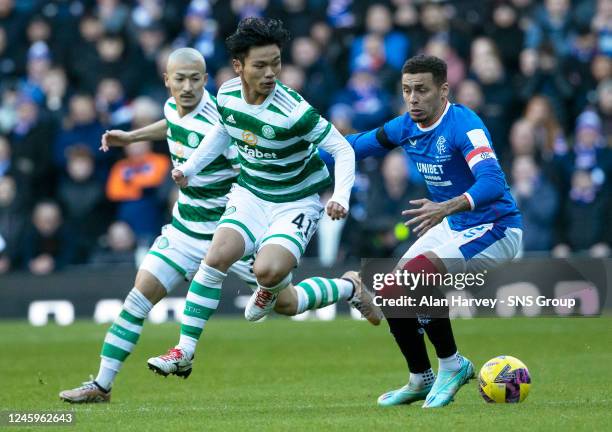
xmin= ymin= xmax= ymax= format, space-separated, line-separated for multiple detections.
xmin=486 ymin=2 xmax=524 ymax=72
xmin=332 ymin=68 xmax=392 ymax=132
xmin=554 ymin=169 xmax=610 ymax=257
xmin=567 ymin=25 xmax=599 ymax=115
xmin=507 ymin=118 xmax=538 ymax=162
xmin=592 ymin=0 xmax=612 ymax=57
xmin=511 ymin=155 xmax=558 ymax=253
xmin=69 ymin=14 xmax=104 ymax=91
xmin=279 ymin=64 xmax=306 ymax=94
xmin=214 ymin=66 xmax=237 ymax=91
xmin=133 ymin=22 xmax=167 ymax=98
xmin=524 ymin=95 xmax=568 ymax=159
xmin=0 ymin=0 xmax=26 ymax=46
xmin=0 ymin=175 xmax=26 ymax=273
xmin=53 ymin=93 xmax=110 ymax=174
xmin=95 ymin=77 xmax=131 ymax=130
xmin=0 ymin=24 xmax=23 ymax=81
xmin=89 ymin=220 xmax=136 ymax=266
xmin=22 ymin=200 xmax=74 ymax=274
xmin=95 ymin=0 xmax=130 ymax=35
xmin=424 ymin=37 xmax=466 ymax=91
xmin=40 ymin=66 xmax=68 ymax=119
xmin=419 ymin=2 xmax=470 ymax=58
xmin=556 ymin=111 xmax=611 ymax=192
xmin=173 ymin=1 xmax=226 ymax=76
xmin=350 ymin=3 xmax=410 ymax=72
xmin=57 ymin=146 xmax=108 ymax=264
xmin=470 ymin=47 xmax=515 ymax=155
xmin=454 ymin=79 xmax=484 ymax=116
xmin=595 ymin=79 xmax=612 ymax=147
xmin=354 ymin=33 xmax=402 ymax=94
xmin=106 ymin=140 xmax=170 ymax=246
xmin=9 ymin=95 xmax=55 ymax=202
xmin=291 ymin=36 xmax=338 ymax=112
xmin=273 ymin=0 xmax=321 ymax=38
xmin=526 ymin=0 xmax=576 ymax=58
xmin=517 ymin=42 xmax=574 ymax=124
xmin=18 ymin=41 xmax=51 ymax=105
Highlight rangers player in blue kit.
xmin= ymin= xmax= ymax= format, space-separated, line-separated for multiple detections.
xmin=322 ymin=55 xmax=523 ymax=408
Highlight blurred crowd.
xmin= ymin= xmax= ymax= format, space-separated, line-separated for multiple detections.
xmin=0 ymin=0 xmax=610 ymax=275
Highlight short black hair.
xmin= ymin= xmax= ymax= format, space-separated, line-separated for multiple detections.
xmin=401 ymin=55 xmax=447 ymax=86
xmin=226 ymin=17 xmax=291 ymax=62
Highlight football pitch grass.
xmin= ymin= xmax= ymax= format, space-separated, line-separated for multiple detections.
xmin=1 ymin=317 xmax=610 ymax=431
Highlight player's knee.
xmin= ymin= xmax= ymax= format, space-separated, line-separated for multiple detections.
xmin=204 ymin=248 xmax=237 ymax=272
xmin=253 ymin=262 xmax=289 ymax=288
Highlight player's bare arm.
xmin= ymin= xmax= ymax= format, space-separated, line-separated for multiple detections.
xmin=100 ymin=120 xmax=167 ymax=152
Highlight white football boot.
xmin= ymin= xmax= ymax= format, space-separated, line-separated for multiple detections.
xmin=147 ymin=347 xmax=193 ymax=378
xmin=244 ymin=287 xmax=279 ymax=322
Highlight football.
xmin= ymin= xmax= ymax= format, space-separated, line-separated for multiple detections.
xmin=478 ymin=355 xmax=531 ymax=403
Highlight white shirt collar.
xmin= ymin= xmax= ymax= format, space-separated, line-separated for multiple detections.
xmin=416 ymin=101 xmax=451 ymax=132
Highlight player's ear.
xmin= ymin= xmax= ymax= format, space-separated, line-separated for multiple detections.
xmin=232 ymin=58 xmax=243 ymax=75
xmin=163 ymin=72 xmax=170 ymax=89
xmin=202 ymin=73 xmax=209 ymax=87
xmin=440 ymin=82 xmax=449 ymax=100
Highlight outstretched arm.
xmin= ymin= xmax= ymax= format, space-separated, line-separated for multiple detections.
xmin=100 ymin=120 xmax=167 ymax=152
xmin=319 ymin=119 xmax=401 ymax=164
xmin=172 ymin=123 xmax=231 ymax=186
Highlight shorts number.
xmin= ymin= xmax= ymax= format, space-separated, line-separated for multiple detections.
xmin=292 ymin=213 xmax=314 ymax=237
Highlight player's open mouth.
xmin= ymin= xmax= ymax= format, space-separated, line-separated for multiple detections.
xmin=261 ymin=82 xmax=275 ymax=88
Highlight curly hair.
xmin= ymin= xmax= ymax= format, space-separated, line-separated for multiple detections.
xmin=226 ymin=17 xmax=291 ymax=62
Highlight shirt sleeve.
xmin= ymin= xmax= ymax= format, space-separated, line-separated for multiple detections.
xmin=318 ymin=114 xmax=404 ymax=163
xmin=455 ymin=115 xmax=506 ymax=209
xmin=178 ymin=123 xmax=231 ymax=177
xmin=317 ymin=126 xmax=355 ymax=210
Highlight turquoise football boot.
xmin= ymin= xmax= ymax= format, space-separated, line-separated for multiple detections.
xmin=422 ymin=356 xmax=475 ymax=408
xmin=377 ymin=382 xmax=433 ymax=407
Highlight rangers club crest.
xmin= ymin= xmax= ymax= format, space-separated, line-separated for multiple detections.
xmin=436 ymin=136 xmax=447 ymax=154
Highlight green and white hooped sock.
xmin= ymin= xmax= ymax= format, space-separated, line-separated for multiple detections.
xmin=178 ymin=263 xmax=225 ymax=359
xmin=97 ymin=288 xmax=153 ymax=390
xmin=294 ymin=277 xmax=354 ymax=313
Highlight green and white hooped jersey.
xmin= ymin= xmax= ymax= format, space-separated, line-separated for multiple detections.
xmin=165 ymin=92 xmax=238 ymax=240
xmin=216 ymin=78 xmax=333 ymax=203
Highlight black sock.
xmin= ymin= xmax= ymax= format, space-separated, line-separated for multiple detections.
xmin=386 ymin=318 xmax=431 ymax=373
xmin=422 ymin=318 xmax=457 ymax=359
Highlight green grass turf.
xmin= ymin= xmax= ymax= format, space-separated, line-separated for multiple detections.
xmin=0 ymin=317 xmax=611 ymax=431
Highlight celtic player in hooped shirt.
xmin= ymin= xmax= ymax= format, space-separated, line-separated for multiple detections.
xmin=59 ymin=48 xmax=258 ymax=403
xmin=147 ymin=18 xmax=382 ymax=379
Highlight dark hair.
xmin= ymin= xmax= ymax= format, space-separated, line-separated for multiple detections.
xmin=226 ymin=17 xmax=291 ymax=62
xmin=401 ymin=55 xmax=447 ymax=86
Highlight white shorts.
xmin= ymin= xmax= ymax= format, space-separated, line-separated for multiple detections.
xmin=217 ymin=184 xmax=324 ymax=261
xmin=139 ymin=224 xmax=257 ymax=293
xmin=403 ymin=218 xmax=523 ymax=273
